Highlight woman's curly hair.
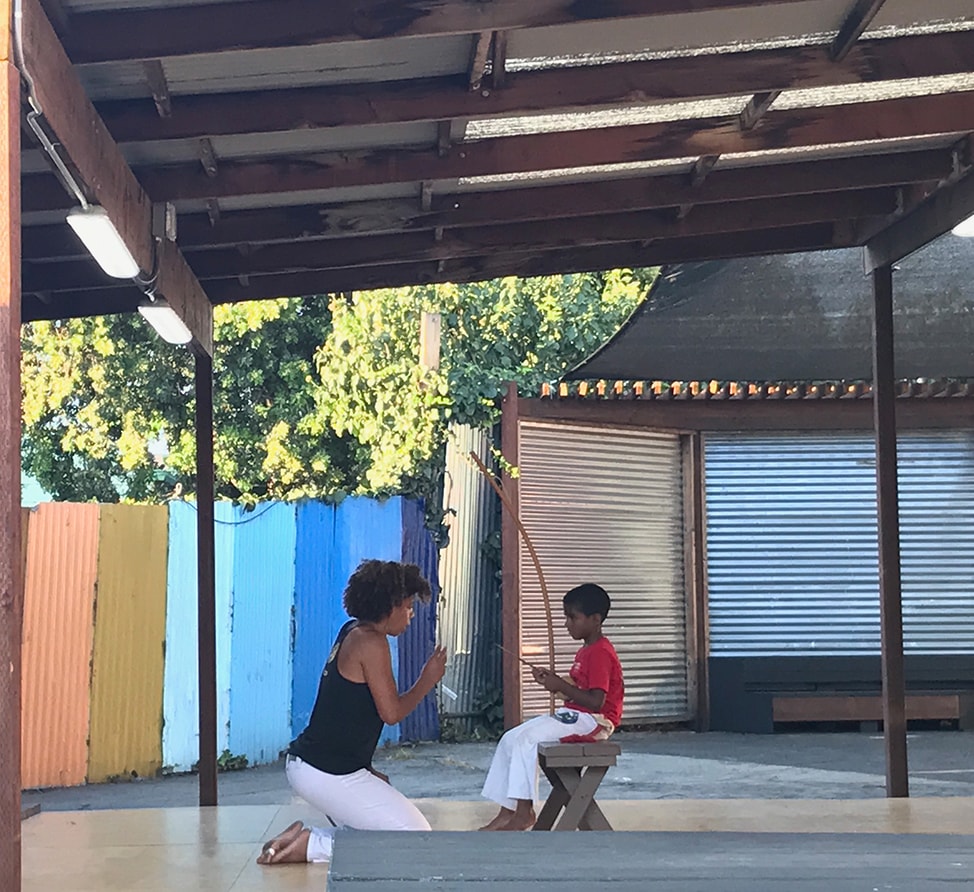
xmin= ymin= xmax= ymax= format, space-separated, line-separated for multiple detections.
xmin=343 ymin=559 xmax=431 ymax=623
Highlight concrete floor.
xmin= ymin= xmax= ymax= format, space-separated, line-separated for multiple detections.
xmin=21 ymin=798 xmax=974 ymax=891
xmin=23 ymin=729 xmax=974 ymax=812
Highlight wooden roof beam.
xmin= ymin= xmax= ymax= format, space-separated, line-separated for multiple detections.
xmin=86 ymin=91 xmax=974 ymax=204
xmin=21 ymin=147 xmax=954 ymax=258
xmin=143 ymin=60 xmax=171 ymax=119
xmin=90 ymin=30 xmax=974 ymax=145
xmin=28 ymin=222 xmax=853 ymax=315
xmin=18 ymin=0 xmax=212 ymax=352
xmin=737 ymin=0 xmax=887 ymax=135
xmin=864 ymin=141 xmax=974 ymax=271
xmin=830 ymin=0 xmax=888 ymax=62
xmin=23 ymin=188 xmax=893 ymax=292
xmin=468 ymin=31 xmax=492 ymax=93
xmin=62 ymin=0 xmax=816 ymax=64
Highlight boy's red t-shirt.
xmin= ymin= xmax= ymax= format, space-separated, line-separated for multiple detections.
xmin=564 ymin=636 xmax=624 ymax=727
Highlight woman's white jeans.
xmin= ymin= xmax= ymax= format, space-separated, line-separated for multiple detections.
xmin=481 ymin=711 xmax=598 ymax=810
xmin=285 ymin=755 xmax=430 ymax=862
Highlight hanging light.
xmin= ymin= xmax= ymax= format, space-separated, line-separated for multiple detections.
xmin=138 ymin=299 xmax=193 ymax=345
xmin=952 ymin=213 xmax=974 ymax=238
xmin=66 ymin=206 xmax=141 ymax=278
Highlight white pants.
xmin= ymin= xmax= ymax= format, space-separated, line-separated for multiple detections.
xmin=480 ymin=710 xmax=598 ymax=810
xmin=285 ymin=755 xmax=430 ymax=862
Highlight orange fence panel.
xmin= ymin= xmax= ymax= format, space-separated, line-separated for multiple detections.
xmin=21 ymin=503 xmax=100 ymax=788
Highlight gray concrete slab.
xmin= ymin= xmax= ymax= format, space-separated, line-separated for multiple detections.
xmin=328 ymin=830 xmax=974 ymax=890
xmin=23 ymin=730 xmax=974 ymax=812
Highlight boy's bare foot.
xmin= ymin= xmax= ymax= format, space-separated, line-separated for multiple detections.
xmin=496 ymin=807 xmax=536 ymax=831
xmin=257 ymin=822 xmax=311 ymax=864
xmin=479 ymin=808 xmax=514 ymax=831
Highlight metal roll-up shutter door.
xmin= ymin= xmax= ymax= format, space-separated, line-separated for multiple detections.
xmin=517 ymin=421 xmax=689 ymax=723
xmin=706 ymin=430 xmax=974 ymax=656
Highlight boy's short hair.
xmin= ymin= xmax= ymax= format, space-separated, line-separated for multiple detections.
xmin=563 ymin=583 xmax=611 ymax=621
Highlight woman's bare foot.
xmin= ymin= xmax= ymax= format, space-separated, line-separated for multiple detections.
xmin=479 ymin=807 xmax=514 ymax=831
xmin=259 ymin=820 xmax=303 ymax=857
xmin=257 ymin=821 xmax=311 ymax=864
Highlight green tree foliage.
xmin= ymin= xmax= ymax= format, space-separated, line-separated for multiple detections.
xmin=315 ymin=270 xmax=655 ymax=497
xmin=21 ymin=295 xmax=343 ymax=503
xmin=21 ymin=270 xmax=654 ymax=503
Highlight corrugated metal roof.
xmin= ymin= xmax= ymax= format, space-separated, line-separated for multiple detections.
xmin=20 ymin=0 xmax=974 ymax=321
xmin=20 ymin=504 xmax=99 ymax=789
xmin=507 ymin=0 xmax=974 ymax=66
xmin=120 ymin=121 xmax=440 ymax=168
xmin=76 ymin=34 xmax=472 ymax=101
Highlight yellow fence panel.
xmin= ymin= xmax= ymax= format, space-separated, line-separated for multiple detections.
xmin=21 ymin=503 xmax=100 ymax=788
xmin=87 ymin=505 xmax=168 ymax=783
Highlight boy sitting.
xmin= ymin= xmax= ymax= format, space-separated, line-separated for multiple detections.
xmin=480 ymin=583 xmax=624 ymax=831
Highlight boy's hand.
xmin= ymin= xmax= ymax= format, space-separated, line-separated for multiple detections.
xmin=532 ymin=666 xmax=563 ymax=692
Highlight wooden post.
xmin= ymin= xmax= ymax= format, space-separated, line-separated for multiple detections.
xmin=684 ymin=433 xmax=710 ymax=731
xmin=500 ymin=381 xmax=521 ymax=728
xmin=871 ymin=264 xmax=909 ymax=797
xmin=0 ymin=29 xmax=24 ymax=885
xmin=194 ymin=349 xmax=218 ymax=806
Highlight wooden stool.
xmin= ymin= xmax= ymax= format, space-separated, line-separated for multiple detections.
xmin=533 ymin=742 xmax=620 ymax=831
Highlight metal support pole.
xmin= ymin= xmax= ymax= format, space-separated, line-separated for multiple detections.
xmin=0 ymin=52 xmax=22 ymax=887
xmin=195 ymin=349 xmax=218 ymax=806
xmin=871 ymin=264 xmax=909 ymax=798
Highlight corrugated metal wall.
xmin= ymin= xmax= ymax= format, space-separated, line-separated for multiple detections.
xmin=88 ymin=505 xmax=168 ymax=782
xmin=292 ymin=497 xmax=403 ymax=746
xmin=228 ymin=502 xmax=296 ymax=765
xmin=21 ymin=495 xmax=438 ymax=787
xmin=438 ymin=425 xmax=502 ymax=732
xmin=21 ymin=504 xmax=99 ymax=788
xmin=399 ymin=498 xmax=440 ymax=742
xmin=517 ymin=422 xmax=689 ymax=723
xmin=706 ymin=430 xmax=974 ymax=656
xmin=162 ymin=501 xmax=236 ymax=772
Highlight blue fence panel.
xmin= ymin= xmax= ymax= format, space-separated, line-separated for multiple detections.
xmin=292 ymin=501 xmax=340 ymax=740
xmin=399 ymin=498 xmax=440 ymax=741
xmin=162 ymin=501 xmax=235 ymax=772
xmin=291 ymin=498 xmax=404 ymax=745
xmin=337 ymin=497 xmax=403 ymax=746
xmin=228 ymin=503 xmax=297 ymax=765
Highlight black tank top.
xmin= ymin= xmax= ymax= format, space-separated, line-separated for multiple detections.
xmin=289 ymin=620 xmax=384 ymax=774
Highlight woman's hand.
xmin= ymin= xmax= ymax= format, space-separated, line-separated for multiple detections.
xmin=419 ymin=645 xmax=448 ymax=690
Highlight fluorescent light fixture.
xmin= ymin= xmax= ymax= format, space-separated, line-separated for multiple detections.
xmin=66 ymin=206 xmax=141 ymax=278
xmin=138 ymin=301 xmax=193 ymax=345
xmin=952 ymin=213 xmax=974 ymax=238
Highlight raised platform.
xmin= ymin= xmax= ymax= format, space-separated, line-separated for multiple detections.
xmin=21 ymin=797 xmax=974 ymax=891
xmin=328 ymin=830 xmax=974 ymax=890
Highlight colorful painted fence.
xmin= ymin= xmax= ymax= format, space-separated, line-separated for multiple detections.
xmin=20 ymin=497 xmax=440 ymax=789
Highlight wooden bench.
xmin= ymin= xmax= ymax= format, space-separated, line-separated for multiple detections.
xmin=533 ymin=742 xmax=620 ymax=831
xmin=772 ymin=692 xmax=974 ymax=730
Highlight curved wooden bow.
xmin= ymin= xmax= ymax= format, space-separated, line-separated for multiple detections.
xmin=468 ymin=450 xmax=556 ymax=714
